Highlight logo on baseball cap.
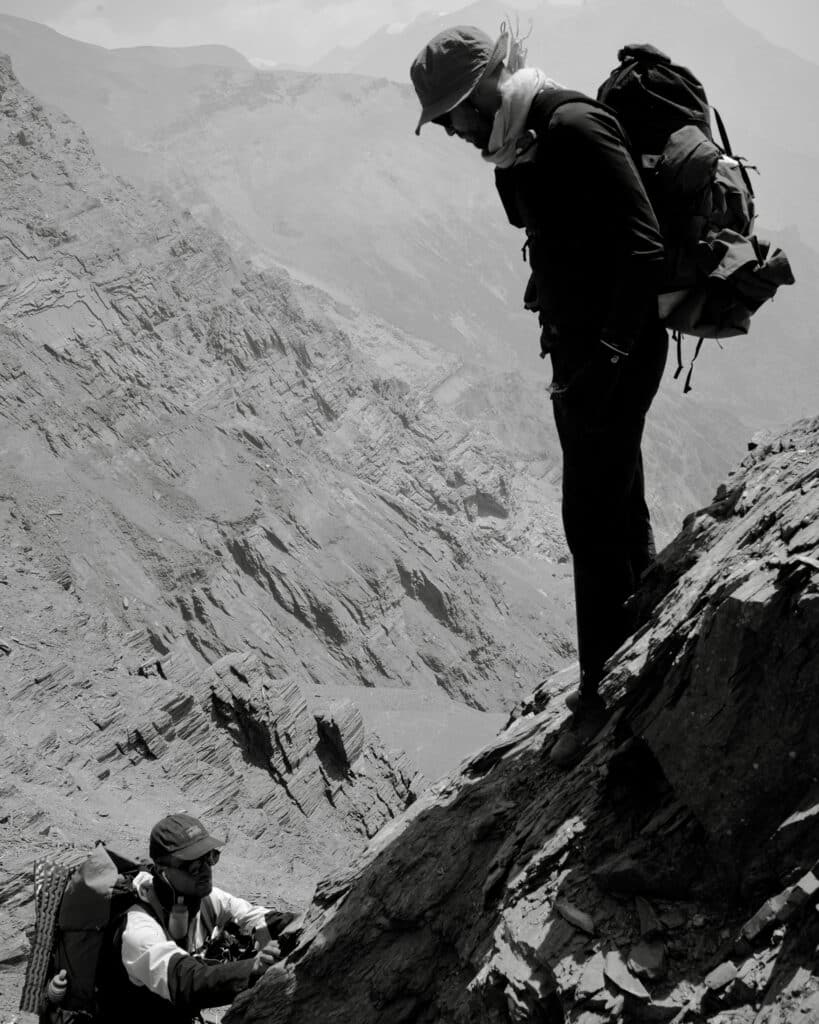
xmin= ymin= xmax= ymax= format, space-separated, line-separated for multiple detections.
xmin=149 ymin=813 xmax=224 ymax=862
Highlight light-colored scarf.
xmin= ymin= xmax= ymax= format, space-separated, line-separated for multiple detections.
xmin=482 ymin=67 xmax=563 ymax=168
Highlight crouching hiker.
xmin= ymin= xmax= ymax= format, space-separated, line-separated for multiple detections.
xmin=41 ymin=813 xmax=297 ymax=1024
xmin=108 ymin=813 xmax=294 ymax=1023
xmin=411 ymin=26 xmax=668 ymax=768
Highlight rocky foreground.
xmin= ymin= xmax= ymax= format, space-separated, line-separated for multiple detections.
xmin=225 ymin=418 xmax=819 ymax=1023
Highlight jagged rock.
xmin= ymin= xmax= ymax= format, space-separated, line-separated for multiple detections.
xmin=704 ymin=962 xmax=737 ymax=990
xmin=575 ymin=952 xmax=607 ymax=1001
xmin=224 ymin=418 xmax=819 ymax=1023
xmin=635 ymin=896 xmax=664 ymax=938
xmin=554 ymin=899 xmax=596 ymax=936
xmin=604 ymin=950 xmax=650 ymax=1000
xmin=628 ymin=940 xmax=667 ymax=981
xmin=315 ymin=700 xmax=364 ymax=770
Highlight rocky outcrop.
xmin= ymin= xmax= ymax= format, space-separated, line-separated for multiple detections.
xmin=0 ymin=51 xmax=573 ymax=721
xmin=0 ymin=52 xmax=578 ymax=1012
xmin=226 ymin=417 xmax=819 ymax=1024
xmin=0 ymin=53 xmax=572 ymax=1004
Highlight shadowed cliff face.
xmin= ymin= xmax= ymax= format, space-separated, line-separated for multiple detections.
xmin=226 ymin=417 xmax=819 ymax=1024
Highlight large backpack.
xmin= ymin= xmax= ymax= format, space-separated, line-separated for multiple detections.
xmin=597 ymin=44 xmax=794 ymax=387
xmin=21 ymin=845 xmax=146 ymax=1023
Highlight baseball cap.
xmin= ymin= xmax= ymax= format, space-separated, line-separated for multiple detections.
xmin=149 ymin=813 xmax=224 ymax=862
xmin=410 ymin=26 xmax=508 ymax=135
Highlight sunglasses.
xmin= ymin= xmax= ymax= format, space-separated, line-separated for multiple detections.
xmin=167 ymin=849 xmax=220 ymax=873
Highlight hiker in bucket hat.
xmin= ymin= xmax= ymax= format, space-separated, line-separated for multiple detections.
xmin=412 ymin=26 xmax=668 ymax=768
xmin=99 ymin=813 xmax=298 ymax=1024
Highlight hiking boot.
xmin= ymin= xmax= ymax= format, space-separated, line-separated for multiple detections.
xmin=550 ymin=695 xmax=610 ymax=769
xmin=564 ymin=684 xmax=601 ymax=714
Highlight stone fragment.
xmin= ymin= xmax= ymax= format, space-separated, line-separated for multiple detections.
xmin=741 ymin=890 xmax=791 ymax=942
xmin=593 ymin=853 xmax=650 ymax=895
xmin=777 ymin=870 xmax=819 ymax=920
xmin=604 ymin=950 xmax=650 ymax=1000
xmin=0 ymin=937 xmax=29 ymax=964
xmin=0 ymin=640 xmax=11 ymax=655
xmin=636 ymin=896 xmax=664 ymax=937
xmin=555 ymin=898 xmax=596 ymax=936
xmin=629 ymin=997 xmax=687 ymax=1022
xmin=576 ymin=952 xmax=607 ymax=1001
xmin=704 ymin=961 xmax=737 ymax=990
xmin=628 ymin=940 xmax=667 ymax=981
xmin=748 ymin=430 xmax=772 ymax=451
xmin=783 ymin=966 xmax=813 ymax=995
xmin=660 ymin=907 xmax=686 ymax=931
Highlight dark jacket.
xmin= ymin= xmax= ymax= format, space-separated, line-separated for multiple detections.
xmin=494 ymin=89 xmax=665 ymax=352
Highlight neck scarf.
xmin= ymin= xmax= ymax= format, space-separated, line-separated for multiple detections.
xmin=482 ymin=67 xmax=563 ymax=168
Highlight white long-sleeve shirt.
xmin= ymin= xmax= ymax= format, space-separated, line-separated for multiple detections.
xmin=121 ymin=871 xmax=272 ymax=1001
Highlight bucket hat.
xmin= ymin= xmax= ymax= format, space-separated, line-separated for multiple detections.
xmin=411 ymin=26 xmax=508 ymax=134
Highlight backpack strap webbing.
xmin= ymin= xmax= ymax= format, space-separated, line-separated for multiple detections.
xmin=684 ymin=337 xmax=705 ymax=393
xmin=527 ymin=88 xmax=615 ymax=135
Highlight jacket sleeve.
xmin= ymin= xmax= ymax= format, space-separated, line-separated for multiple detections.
xmin=166 ymin=950 xmax=257 ymax=1011
xmin=121 ymin=904 xmax=257 ymax=1012
xmin=551 ymin=104 xmax=665 ymax=348
xmin=208 ymin=887 xmax=298 ymax=946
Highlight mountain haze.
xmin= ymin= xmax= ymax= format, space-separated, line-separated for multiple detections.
xmin=0 ymin=11 xmax=812 ymax=536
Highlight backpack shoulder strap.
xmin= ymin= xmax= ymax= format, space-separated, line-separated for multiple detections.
xmin=527 ymin=88 xmax=614 ymax=133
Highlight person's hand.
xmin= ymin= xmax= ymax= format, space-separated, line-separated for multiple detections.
xmin=46 ymin=969 xmax=68 ymax=1004
xmin=250 ymin=940 xmax=280 ymax=980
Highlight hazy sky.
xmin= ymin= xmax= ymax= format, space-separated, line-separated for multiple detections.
xmin=0 ymin=0 xmax=529 ymax=65
xmin=0 ymin=0 xmax=591 ymax=66
xmin=0 ymin=1 xmax=813 ymax=68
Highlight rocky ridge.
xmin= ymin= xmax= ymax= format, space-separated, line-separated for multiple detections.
xmin=0 ymin=52 xmax=573 ymax=716
xmin=225 ymin=417 xmax=819 ymax=1023
xmin=0 ymin=49 xmax=578 ymax=1010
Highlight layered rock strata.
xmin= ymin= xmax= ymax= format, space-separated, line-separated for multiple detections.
xmin=226 ymin=417 xmax=819 ymax=1024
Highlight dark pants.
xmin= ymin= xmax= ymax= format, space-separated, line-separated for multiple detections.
xmin=550 ymin=322 xmax=668 ymax=690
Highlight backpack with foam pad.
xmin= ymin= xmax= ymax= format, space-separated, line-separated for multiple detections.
xmin=597 ymin=44 xmax=794 ymax=388
xmin=29 ymin=845 xmax=146 ymax=1023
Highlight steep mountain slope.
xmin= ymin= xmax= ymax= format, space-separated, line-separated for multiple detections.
xmin=0 ymin=15 xmax=797 ymax=543
xmin=0 ymin=48 xmax=591 ymax=1007
xmin=226 ymin=414 xmax=819 ymax=1023
xmin=0 ymin=12 xmax=812 ymax=455
xmin=0 ymin=50 xmax=577 ymax=708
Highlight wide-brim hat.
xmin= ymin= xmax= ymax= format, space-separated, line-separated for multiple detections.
xmin=149 ymin=813 xmax=224 ymax=862
xmin=411 ymin=26 xmax=508 ymax=134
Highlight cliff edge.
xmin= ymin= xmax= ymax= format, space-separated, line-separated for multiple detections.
xmin=227 ymin=417 xmax=819 ymax=1023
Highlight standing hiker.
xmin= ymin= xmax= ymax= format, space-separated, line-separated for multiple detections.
xmin=98 ymin=813 xmax=295 ymax=1023
xmin=411 ymin=26 xmax=668 ymax=766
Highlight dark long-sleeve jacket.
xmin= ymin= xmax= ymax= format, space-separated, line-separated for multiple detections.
xmin=494 ymin=89 xmax=665 ymax=351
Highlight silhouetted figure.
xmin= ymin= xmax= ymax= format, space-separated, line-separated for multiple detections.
xmin=412 ymin=26 xmax=667 ymax=767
